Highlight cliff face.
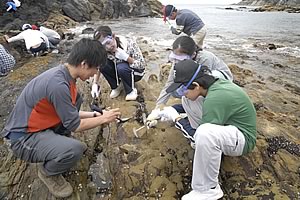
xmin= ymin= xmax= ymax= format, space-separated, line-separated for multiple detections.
xmin=0 ymin=0 xmax=163 ymax=30
xmin=238 ymin=0 xmax=300 ymax=6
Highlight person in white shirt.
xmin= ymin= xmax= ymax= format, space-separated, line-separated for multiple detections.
xmin=4 ymin=24 xmax=49 ymax=56
xmin=32 ymin=25 xmax=61 ymax=50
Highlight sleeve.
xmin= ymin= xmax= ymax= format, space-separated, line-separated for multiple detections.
xmin=127 ymin=38 xmax=145 ymax=70
xmin=41 ymin=33 xmax=50 ymax=48
xmin=7 ymin=32 xmax=24 ymax=43
xmin=47 ymin=80 xmax=81 ymax=132
xmin=156 ymin=66 xmax=175 ymax=106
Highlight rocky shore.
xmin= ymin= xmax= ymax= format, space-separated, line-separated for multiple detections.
xmin=236 ymin=0 xmax=300 ymax=13
xmin=0 ymin=1 xmax=300 ymax=200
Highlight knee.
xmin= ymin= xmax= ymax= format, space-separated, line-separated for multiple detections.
xmin=68 ymin=141 xmax=87 ymax=161
xmin=117 ymin=66 xmax=129 ymax=75
xmin=194 ymin=123 xmax=217 ymax=145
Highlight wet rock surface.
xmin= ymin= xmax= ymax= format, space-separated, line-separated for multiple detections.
xmin=0 ymin=19 xmax=300 ymax=200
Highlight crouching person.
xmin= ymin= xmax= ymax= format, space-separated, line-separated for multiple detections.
xmin=1 ymin=38 xmax=121 ymax=198
xmin=4 ymin=24 xmax=50 ymax=56
xmin=150 ymin=60 xmax=257 ymax=199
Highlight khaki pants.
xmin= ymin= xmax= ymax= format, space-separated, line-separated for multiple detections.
xmin=191 ymin=25 xmax=207 ymax=49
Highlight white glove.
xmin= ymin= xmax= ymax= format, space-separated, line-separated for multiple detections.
xmin=115 ymin=48 xmax=129 ymax=61
xmin=147 ymin=108 xmax=161 ymax=121
xmin=159 ymin=106 xmax=180 ymax=122
xmin=91 ymin=83 xmax=100 ymax=98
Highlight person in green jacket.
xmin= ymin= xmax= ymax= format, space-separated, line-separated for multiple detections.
xmin=156 ymin=59 xmax=257 ymax=200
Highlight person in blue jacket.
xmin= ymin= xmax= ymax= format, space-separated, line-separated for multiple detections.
xmin=6 ymin=0 xmax=21 ymax=12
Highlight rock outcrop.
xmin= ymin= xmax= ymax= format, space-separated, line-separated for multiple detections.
xmin=0 ymin=0 xmax=163 ymax=30
xmin=237 ymin=0 xmax=300 ymax=6
xmin=237 ymin=0 xmax=300 ymax=12
xmin=0 ymin=29 xmax=299 ymax=199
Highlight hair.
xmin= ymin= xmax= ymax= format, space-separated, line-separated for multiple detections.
xmin=66 ymin=38 xmax=107 ymax=70
xmin=165 ymin=5 xmax=177 ymax=16
xmin=93 ymin=25 xmax=123 ymax=50
xmin=187 ymin=66 xmax=217 ymax=90
xmin=172 ymin=36 xmax=197 ymax=56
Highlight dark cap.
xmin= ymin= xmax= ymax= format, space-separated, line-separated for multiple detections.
xmin=164 ymin=5 xmax=175 ymax=17
xmin=166 ymin=60 xmax=201 ymax=93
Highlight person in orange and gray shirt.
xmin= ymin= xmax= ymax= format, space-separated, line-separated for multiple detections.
xmin=1 ymin=38 xmax=121 ymax=198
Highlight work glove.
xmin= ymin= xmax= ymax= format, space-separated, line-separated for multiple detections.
xmin=147 ymin=108 xmax=161 ymax=121
xmin=170 ymin=26 xmax=178 ymax=35
xmin=91 ymin=83 xmax=100 ymax=98
xmin=159 ymin=106 xmax=180 ymax=122
xmin=115 ymin=48 xmax=129 ymax=61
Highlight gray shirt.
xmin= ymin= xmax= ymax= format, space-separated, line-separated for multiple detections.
xmin=1 ymin=65 xmax=80 ymax=137
xmin=156 ymin=50 xmax=233 ymax=106
xmin=176 ymin=9 xmax=205 ymax=36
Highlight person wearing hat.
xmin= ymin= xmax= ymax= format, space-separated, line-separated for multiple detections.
xmin=147 ymin=36 xmax=233 ymax=143
xmin=1 ymin=38 xmax=121 ymax=198
xmin=163 ymin=4 xmax=207 ymax=49
xmin=91 ymin=25 xmax=146 ymax=101
xmin=158 ymin=59 xmax=257 ymax=199
xmin=0 ymin=43 xmax=15 ymax=76
xmin=6 ymin=0 xmax=21 ymax=12
xmin=4 ymin=24 xmax=50 ymax=56
xmin=31 ymin=24 xmax=61 ymax=51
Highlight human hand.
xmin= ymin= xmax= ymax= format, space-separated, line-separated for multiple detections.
xmin=101 ymin=108 xmax=121 ymax=123
xmin=115 ymin=48 xmax=129 ymax=61
xmin=170 ymin=26 xmax=177 ymax=34
xmin=4 ymin=35 xmax=9 ymax=42
xmin=147 ymin=108 xmax=161 ymax=121
xmin=91 ymin=83 xmax=100 ymax=98
xmin=159 ymin=106 xmax=180 ymax=122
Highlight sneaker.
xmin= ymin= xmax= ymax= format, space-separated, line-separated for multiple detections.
xmin=125 ymin=88 xmax=138 ymax=101
xmin=51 ymin=49 xmax=59 ymax=54
xmin=190 ymin=141 xmax=196 ymax=149
xmin=37 ymin=164 xmax=73 ymax=198
xmin=110 ymin=84 xmax=123 ymax=98
xmin=182 ymin=184 xmax=223 ymax=200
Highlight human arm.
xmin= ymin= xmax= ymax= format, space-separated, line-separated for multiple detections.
xmin=124 ymin=38 xmax=145 ymax=70
xmin=6 ymin=5 xmax=12 ymax=12
xmin=75 ymin=108 xmax=120 ymax=132
xmin=5 ymin=32 xmax=24 ymax=43
xmin=156 ymin=65 xmax=176 ymax=106
xmin=79 ymin=110 xmax=102 ymax=119
xmin=170 ymin=25 xmax=182 ymax=35
xmin=91 ymin=71 xmax=101 ymax=98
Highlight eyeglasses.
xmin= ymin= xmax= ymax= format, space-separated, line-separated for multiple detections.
xmin=176 ymin=64 xmax=202 ymax=96
xmin=100 ymin=35 xmax=113 ymax=45
xmin=168 ymin=52 xmax=191 ymax=64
